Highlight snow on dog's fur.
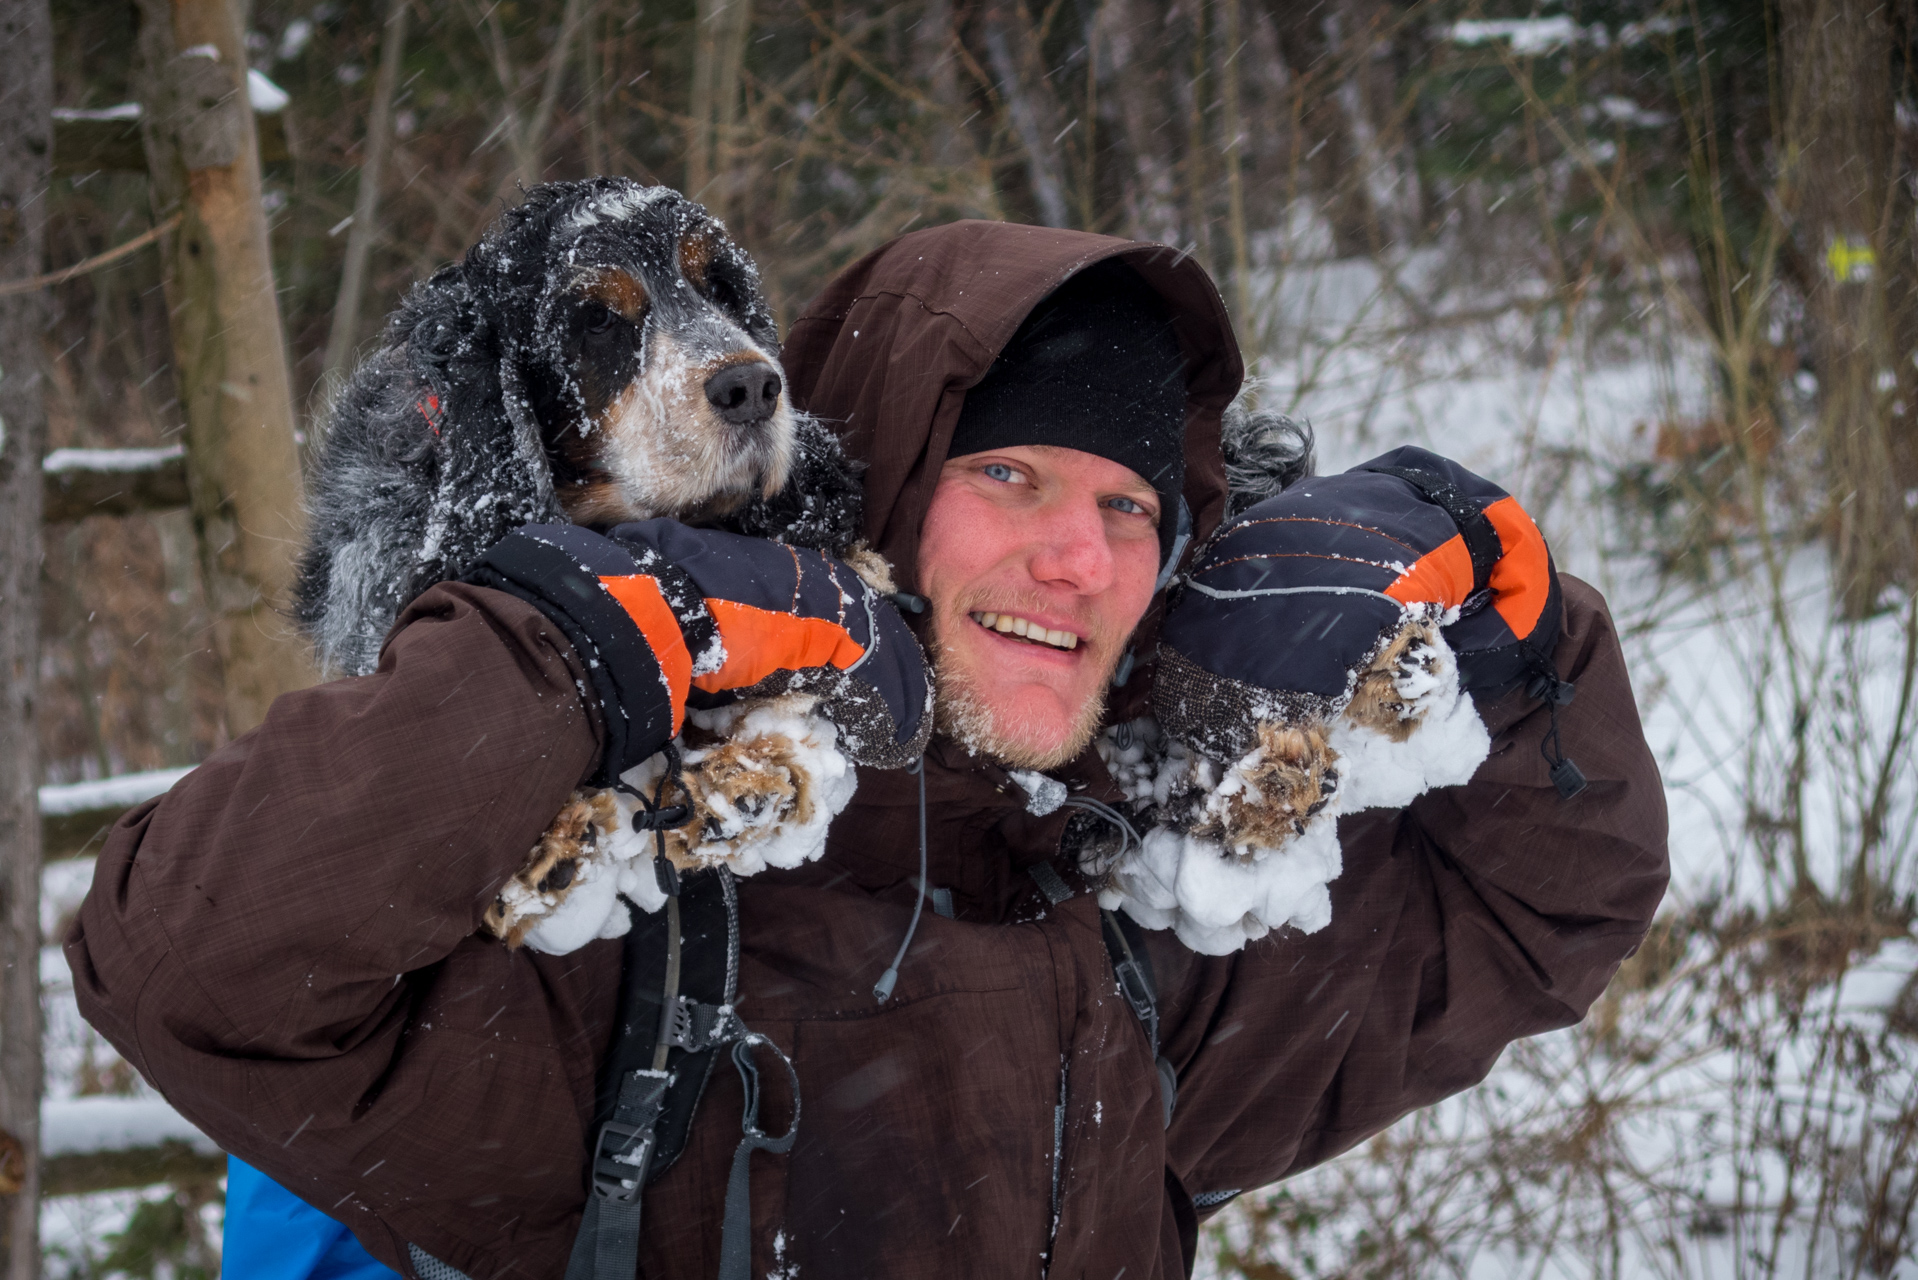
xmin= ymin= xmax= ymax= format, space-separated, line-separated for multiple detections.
xmin=295 ymin=178 xmax=874 ymax=954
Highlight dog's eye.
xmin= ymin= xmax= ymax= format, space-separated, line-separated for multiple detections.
xmin=581 ymin=303 xmax=618 ymax=335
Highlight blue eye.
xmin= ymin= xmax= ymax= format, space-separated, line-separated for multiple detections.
xmin=982 ymin=463 xmax=1020 ymax=482
xmin=1108 ymin=495 xmax=1153 ymax=518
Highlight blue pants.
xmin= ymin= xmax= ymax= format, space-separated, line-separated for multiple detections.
xmin=222 ymin=1156 xmax=400 ymax=1280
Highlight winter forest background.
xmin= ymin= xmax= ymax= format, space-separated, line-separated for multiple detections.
xmin=0 ymin=0 xmax=1914 ymax=1274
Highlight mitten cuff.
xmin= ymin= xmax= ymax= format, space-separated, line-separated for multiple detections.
xmin=466 ymin=524 xmax=693 ymax=783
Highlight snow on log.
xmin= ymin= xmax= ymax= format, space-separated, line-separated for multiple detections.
xmin=40 ymin=1098 xmax=223 ymax=1197
xmin=38 ymin=766 xmax=194 ymax=817
xmin=39 ymin=765 xmax=195 ymax=861
xmin=52 ymin=78 xmax=289 ymax=177
xmin=41 ymin=444 xmax=189 ymax=521
xmin=41 ymin=1097 xmax=216 ymax=1160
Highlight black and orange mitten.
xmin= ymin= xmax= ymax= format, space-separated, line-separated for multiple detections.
xmin=466 ymin=522 xmax=931 ymax=951
xmin=1102 ymin=446 xmax=1567 ymax=954
xmin=466 ymin=523 xmax=704 ymax=785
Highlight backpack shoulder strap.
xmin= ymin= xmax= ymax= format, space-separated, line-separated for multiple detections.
xmin=566 ymin=868 xmax=742 ymax=1280
xmin=1100 ymin=907 xmax=1178 ymax=1129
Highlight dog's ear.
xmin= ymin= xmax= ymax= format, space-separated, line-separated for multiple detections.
xmin=402 ymin=263 xmax=564 ymax=591
xmin=296 ymin=256 xmax=567 ymax=677
xmin=294 ymin=266 xmax=489 ymax=676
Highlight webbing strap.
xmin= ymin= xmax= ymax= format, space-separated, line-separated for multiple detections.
xmin=718 ymin=1036 xmax=801 ymax=1280
xmin=1362 ymin=465 xmax=1503 ymax=597
xmin=1029 ymin=859 xmax=1073 ymax=906
xmin=566 ymin=866 xmax=801 ymax=1279
xmin=564 ymin=1067 xmax=671 ymax=1280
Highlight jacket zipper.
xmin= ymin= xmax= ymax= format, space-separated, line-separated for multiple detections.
xmin=1044 ymin=1058 xmax=1067 ymax=1274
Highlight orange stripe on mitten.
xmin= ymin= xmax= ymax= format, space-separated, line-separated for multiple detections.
xmin=598 ymin=574 xmax=694 ymax=733
xmin=693 ymin=600 xmax=866 ymax=695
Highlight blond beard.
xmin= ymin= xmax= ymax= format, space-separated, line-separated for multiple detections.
xmin=926 ymin=626 xmax=1119 ymax=771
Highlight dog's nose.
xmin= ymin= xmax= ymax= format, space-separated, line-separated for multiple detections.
xmin=704 ymin=362 xmax=783 ymax=427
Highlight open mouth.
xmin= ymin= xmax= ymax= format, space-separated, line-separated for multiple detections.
xmin=969 ymin=611 xmax=1081 ymax=652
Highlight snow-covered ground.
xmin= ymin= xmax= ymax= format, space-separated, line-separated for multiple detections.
xmin=1194 ymin=251 xmax=1918 ymax=1278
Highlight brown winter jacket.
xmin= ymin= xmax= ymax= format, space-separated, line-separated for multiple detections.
xmin=69 ymin=222 xmax=1669 ymax=1280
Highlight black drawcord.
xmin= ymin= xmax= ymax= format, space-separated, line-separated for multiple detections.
xmin=1060 ymin=795 xmax=1142 ymax=864
xmin=873 ymin=757 xmax=927 ymax=1003
xmin=614 ymin=741 xmax=694 ymax=898
xmin=1522 ymin=648 xmax=1588 ymax=800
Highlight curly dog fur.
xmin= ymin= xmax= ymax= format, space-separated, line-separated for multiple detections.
xmin=1344 ymin=616 xmax=1445 ymax=742
xmin=295 ymin=179 xmax=873 ymax=948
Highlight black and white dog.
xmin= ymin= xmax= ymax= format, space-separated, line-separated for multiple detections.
xmin=296 ymin=177 xmax=865 ymax=678
xmin=296 ymin=179 xmax=875 ymax=952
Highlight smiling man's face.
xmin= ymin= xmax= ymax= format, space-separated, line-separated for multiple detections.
xmin=916 ymin=444 xmax=1165 ymax=769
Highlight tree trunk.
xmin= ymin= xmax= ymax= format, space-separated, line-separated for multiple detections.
xmin=0 ymin=0 xmax=50 ymax=1271
xmin=913 ymin=0 xmax=976 ymax=175
xmin=582 ymin=0 xmax=607 ymax=177
xmin=1219 ymin=0 xmax=1250 ymax=319
xmin=687 ymin=0 xmax=752 ymax=217
xmin=1780 ymin=0 xmax=1910 ymax=617
xmin=1095 ymin=0 xmax=1180 ymax=244
xmin=133 ymin=0 xmax=317 ymax=736
xmin=1183 ymin=0 xmax=1207 ymax=260
xmin=1264 ymin=0 xmax=1378 ymax=259
xmin=321 ymin=0 xmax=410 ymax=389
xmin=475 ymin=0 xmax=587 ymax=191
xmin=983 ymin=1 xmax=1073 ymax=229
xmin=1888 ymin=0 xmax=1918 ymax=551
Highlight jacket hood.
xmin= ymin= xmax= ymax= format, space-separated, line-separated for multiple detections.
xmin=784 ymin=222 xmax=1244 ymax=908
xmin=786 ymin=220 xmax=1243 ymax=592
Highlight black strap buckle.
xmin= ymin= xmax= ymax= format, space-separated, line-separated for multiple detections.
xmin=588 ymin=1069 xmax=671 ymax=1203
xmin=590 ymin=1122 xmax=657 ymax=1204
xmin=662 ymin=996 xmax=745 ymax=1052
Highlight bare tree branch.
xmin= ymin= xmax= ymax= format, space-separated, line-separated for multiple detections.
xmin=321 ymin=0 xmax=411 ymax=389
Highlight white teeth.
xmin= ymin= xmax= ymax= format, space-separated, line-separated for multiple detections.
xmin=970 ymin=610 xmax=1081 ymax=650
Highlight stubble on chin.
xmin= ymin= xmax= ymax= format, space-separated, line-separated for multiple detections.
xmin=925 ymin=617 xmax=1120 ymax=772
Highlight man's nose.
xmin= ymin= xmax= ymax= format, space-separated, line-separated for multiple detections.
xmin=1026 ymin=498 xmax=1115 ymax=594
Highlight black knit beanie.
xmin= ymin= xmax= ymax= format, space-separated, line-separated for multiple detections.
xmin=949 ymin=259 xmax=1190 ymax=564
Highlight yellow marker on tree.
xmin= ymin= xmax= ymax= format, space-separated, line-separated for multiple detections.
xmin=1827 ymin=235 xmax=1877 ymax=283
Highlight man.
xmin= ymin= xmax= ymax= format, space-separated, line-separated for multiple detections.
xmin=71 ymin=221 xmax=1667 ymax=1279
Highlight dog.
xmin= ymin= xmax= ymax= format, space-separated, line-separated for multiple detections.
xmin=296 ymin=178 xmax=879 ymax=952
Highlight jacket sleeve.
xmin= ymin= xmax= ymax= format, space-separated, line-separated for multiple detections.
xmin=1149 ymin=574 xmax=1669 ymax=1198
xmin=66 ymin=584 xmax=617 ymax=1280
